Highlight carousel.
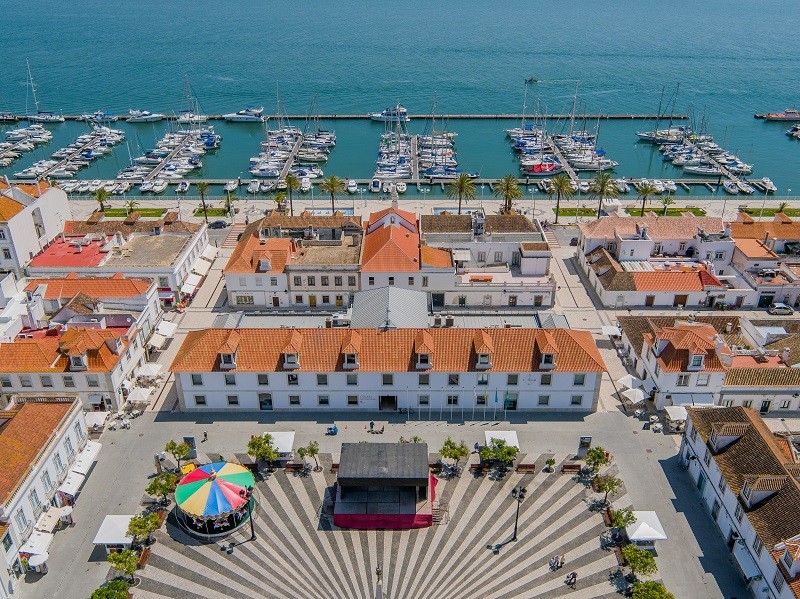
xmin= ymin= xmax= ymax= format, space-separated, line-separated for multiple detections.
xmin=174 ymin=462 xmax=256 ymax=540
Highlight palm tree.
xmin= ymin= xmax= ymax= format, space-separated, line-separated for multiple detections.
xmin=447 ymin=173 xmax=476 ymax=215
xmin=95 ymin=188 xmax=110 ymax=212
xmin=273 ymin=191 xmax=287 ymax=213
xmin=196 ymin=181 xmax=209 ymax=224
xmin=319 ymin=175 xmax=345 ymax=214
xmin=589 ymin=172 xmax=619 ymax=219
xmin=636 ymin=181 xmax=659 ymax=217
xmin=222 ymin=193 xmax=237 ymax=222
xmin=547 ymin=174 xmax=574 ymax=224
xmin=494 ymin=174 xmax=523 ymax=214
xmin=660 ymin=195 xmax=675 ymax=216
xmin=284 ymin=174 xmax=300 ymax=217
xmin=124 ymin=199 xmax=139 ymax=215
xmin=777 ymin=201 xmax=789 ymax=214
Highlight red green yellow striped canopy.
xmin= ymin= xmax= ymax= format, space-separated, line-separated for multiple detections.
xmin=175 ymin=462 xmax=254 ymax=518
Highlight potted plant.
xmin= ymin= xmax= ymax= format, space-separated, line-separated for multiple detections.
xmin=545 ymin=458 xmax=556 ymax=472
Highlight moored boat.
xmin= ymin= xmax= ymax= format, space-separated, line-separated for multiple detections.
xmin=128 ymin=109 xmax=165 ymax=123
xmin=368 ymin=104 xmax=410 ymax=122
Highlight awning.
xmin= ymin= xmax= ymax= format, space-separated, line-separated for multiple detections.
xmin=622 ymin=388 xmax=646 ymax=405
xmin=671 ymin=394 xmax=715 ymax=406
xmin=617 ymin=374 xmax=642 ymax=389
xmin=34 ymin=509 xmax=61 ymax=533
xmin=602 ymin=325 xmax=622 ymax=337
xmin=57 ymin=471 xmax=86 ymax=498
xmin=92 ymin=515 xmax=134 ymax=547
xmin=71 ymin=441 xmax=101 ymax=475
xmin=148 ymin=333 xmax=167 ymax=350
xmin=83 ymin=411 xmax=108 ymax=430
xmin=665 ymin=405 xmax=688 ymax=422
xmin=181 ymin=281 xmax=199 ymax=296
xmin=155 ymin=320 xmax=178 ymax=337
xmin=201 ymin=246 xmax=217 ymax=262
xmin=128 ymin=387 xmax=152 ymax=404
xmin=19 ymin=531 xmax=53 ymax=556
xmin=451 ymin=249 xmax=472 ymax=262
xmin=191 ymin=258 xmax=212 ymax=277
xmin=733 ymin=539 xmax=761 ymax=579
xmin=485 ymin=430 xmax=520 ymax=449
xmin=266 ymin=431 xmax=295 ymax=454
xmin=158 ymin=291 xmax=175 ymax=301
xmin=184 ymin=273 xmax=202 ymax=288
xmin=137 ymin=363 xmax=162 ymax=377
xmin=626 ymin=511 xmax=668 ymax=541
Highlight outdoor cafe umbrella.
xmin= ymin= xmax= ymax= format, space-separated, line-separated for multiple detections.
xmin=175 ymin=462 xmax=254 ymax=519
xmin=617 ymin=374 xmax=643 ymax=389
xmin=622 ymin=388 xmax=646 ymax=405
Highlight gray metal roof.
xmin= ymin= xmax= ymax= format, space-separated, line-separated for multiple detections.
xmin=349 ymin=286 xmax=429 ymax=329
xmin=338 ymin=443 xmax=429 ymax=487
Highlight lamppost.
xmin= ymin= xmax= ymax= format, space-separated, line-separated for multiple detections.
xmin=239 ymin=485 xmax=256 ymax=541
xmin=530 ymin=188 xmax=536 ymax=219
xmin=511 ymin=485 xmax=527 ymax=541
xmin=481 ymin=184 xmax=485 ymax=208
xmin=360 ymin=188 xmax=365 ymax=208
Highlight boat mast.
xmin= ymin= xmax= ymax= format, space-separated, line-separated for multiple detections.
xmin=568 ymin=80 xmax=580 ymax=136
xmin=27 ymin=60 xmax=41 ymax=114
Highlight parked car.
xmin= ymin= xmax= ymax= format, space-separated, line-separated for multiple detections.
xmin=208 ymin=220 xmax=228 ymax=229
xmin=768 ymin=302 xmax=794 ymax=315
xmin=569 ymin=237 xmax=579 ymax=246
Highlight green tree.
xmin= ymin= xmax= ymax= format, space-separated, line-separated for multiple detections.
xmin=479 ymin=438 xmax=519 ymax=466
xmin=777 ymin=201 xmax=789 ymax=214
xmin=107 ymin=549 xmax=139 ymax=583
xmin=124 ymin=199 xmax=139 ymax=215
xmin=145 ymin=472 xmax=177 ymax=504
xmin=545 ymin=458 xmax=556 ymax=472
xmin=319 ymin=175 xmax=345 ymax=214
xmin=547 ymin=174 xmax=574 ymax=224
xmin=494 ymin=174 xmax=523 ymax=214
xmin=247 ymin=434 xmax=279 ymax=469
xmin=621 ymin=545 xmax=658 ymax=580
xmin=273 ymin=191 xmax=287 ymax=213
xmin=440 ymin=437 xmax=469 ymax=467
xmin=285 ymin=174 xmax=300 ymax=217
xmin=596 ymin=475 xmax=624 ymax=505
xmin=610 ymin=507 xmax=637 ymax=530
xmin=409 ymin=435 xmax=423 ymax=443
xmin=632 ymin=581 xmax=675 ymax=599
xmin=589 ymin=172 xmax=619 ymax=220
xmin=222 ymin=193 xmax=238 ymax=221
xmin=127 ymin=512 xmax=160 ymax=546
xmin=660 ymin=195 xmax=674 ymax=216
xmin=305 ymin=440 xmax=320 ymax=471
xmin=90 ymin=579 xmax=130 ymax=599
xmin=584 ymin=446 xmax=611 ymax=474
xmin=164 ymin=440 xmax=189 ymax=471
xmin=95 ymin=188 xmax=110 ymax=212
xmin=447 ymin=173 xmax=476 ymax=215
xmin=196 ymin=181 xmax=210 ymax=224
xmin=636 ymin=181 xmax=659 ymax=217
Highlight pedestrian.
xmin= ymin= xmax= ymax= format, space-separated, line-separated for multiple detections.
xmin=474 ymin=442 xmax=480 ymax=454
xmin=203 ymin=430 xmax=208 ymax=442
xmin=245 ymin=215 xmax=249 ymax=225
xmin=369 ymin=420 xmax=375 ymax=432
xmin=567 ymin=571 xmax=577 ymax=589
xmin=558 ymin=554 xmax=565 ymax=569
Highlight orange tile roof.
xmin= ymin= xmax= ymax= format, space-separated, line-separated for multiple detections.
xmin=0 ymin=196 xmax=25 ymax=222
xmin=0 ymin=400 xmax=75 ymax=504
xmin=644 ymin=323 xmax=728 ymax=372
xmin=361 ymin=224 xmax=421 ymax=272
xmin=420 ymin=245 xmax=453 ymax=268
xmin=414 ymin=330 xmax=435 ymax=354
xmin=368 ymin=207 xmax=418 ymax=228
xmin=224 ymin=230 xmax=294 ymax=275
xmin=734 ymin=238 xmax=779 ymax=259
xmin=24 ymin=273 xmax=153 ymax=299
xmin=730 ymin=218 xmax=800 ymax=243
xmin=0 ymin=328 xmax=127 ymax=373
xmin=341 ymin=330 xmax=362 ymax=354
xmin=631 ymin=270 xmax=723 ymax=292
xmin=473 ymin=330 xmax=494 ymax=354
xmin=0 ymin=179 xmax=52 ymax=200
xmin=171 ymin=328 xmax=606 ymax=374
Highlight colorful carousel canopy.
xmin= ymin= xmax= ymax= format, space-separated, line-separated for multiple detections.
xmin=175 ymin=462 xmax=254 ymax=519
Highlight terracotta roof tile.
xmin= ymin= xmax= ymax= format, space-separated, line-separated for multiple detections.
xmin=368 ymin=207 xmax=418 ymax=227
xmin=632 ymin=270 xmax=723 ymax=292
xmin=579 ymin=213 xmax=725 ymax=240
xmin=730 ymin=218 xmax=800 ymax=244
xmin=340 ymin=330 xmax=362 ymax=354
xmin=24 ymin=274 xmax=153 ymax=299
xmin=0 ymin=196 xmax=25 ymax=222
xmin=414 ymin=331 xmax=435 ymax=354
xmin=420 ymin=214 xmax=539 ymax=234
xmin=361 ymin=225 xmax=420 ymax=272
xmin=724 ymin=367 xmax=800 ymax=387
xmin=63 ymin=215 xmax=200 ymax=236
xmin=0 ymin=328 xmax=127 ymax=373
xmin=473 ymin=330 xmax=494 ymax=354
xmin=262 ymin=211 xmax=362 ymax=230
xmin=643 ymin=323 xmax=726 ymax=372
xmin=619 ymin=315 xmax=741 ymax=360
xmin=420 ymin=245 xmax=452 ymax=268
xmin=224 ymin=227 xmax=294 ymax=275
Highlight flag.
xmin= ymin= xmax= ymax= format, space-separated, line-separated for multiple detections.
xmin=494 ymin=390 xmax=499 ymax=404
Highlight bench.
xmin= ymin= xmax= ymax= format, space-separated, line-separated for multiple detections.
xmin=284 ymin=462 xmax=306 ymax=473
xmin=330 ymin=463 xmax=339 ymax=474
xmin=561 ymin=463 xmax=582 ymax=474
xmin=516 ymin=463 xmax=537 ymax=473
xmin=603 ymin=508 xmax=613 ymax=527
xmin=469 ymin=463 xmax=489 ymax=474
xmin=614 ymin=546 xmax=626 ymax=566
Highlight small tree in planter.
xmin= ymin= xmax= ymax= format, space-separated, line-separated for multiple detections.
xmin=248 ymin=434 xmax=279 ymax=470
xmin=545 ymin=458 xmax=556 ymax=472
xmin=480 ymin=438 xmax=519 ymax=470
xmin=90 ymin=579 xmax=131 ymax=599
xmin=107 ymin=549 xmax=139 ymax=584
xmin=305 ymin=440 xmax=321 ymax=471
xmin=584 ymin=446 xmax=612 ymax=478
xmin=164 ymin=440 xmax=190 ymax=471
xmin=127 ymin=512 xmax=161 ymax=547
xmin=632 ymin=580 xmax=675 ymax=599
xmin=621 ymin=545 xmax=658 ymax=581
xmin=440 ymin=437 xmax=469 ymax=474
xmin=145 ymin=472 xmax=177 ymax=506
xmin=610 ymin=507 xmax=637 ymax=530
xmin=596 ymin=475 xmax=624 ymax=505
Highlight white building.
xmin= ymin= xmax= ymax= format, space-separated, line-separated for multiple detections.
xmin=171 ymin=327 xmax=606 ymax=413
xmin=682 ymin=406 xmax=800 ymax=599
xmin=0 ymin=396 xmax=88 ymax=599
xmin=0 ymin=180 xmax=71 ymax=279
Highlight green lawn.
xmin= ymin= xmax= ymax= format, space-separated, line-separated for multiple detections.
xmin=194 ymin=207 xmax=237 ymax=217
xmin=556 ymin=207 xmax=597 ymax=216
xmin=741 ymin=207 xmax=800 ymax=217
xmin=103 ymin=208 xmax=166 ymax=217
xmin=625 ymin=206 xmax=707 ymax=217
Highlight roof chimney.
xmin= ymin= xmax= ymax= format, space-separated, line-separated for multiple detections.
xmin=724 ymin=224 xmax=731 ymax=237
xmin=783 ymin=347 xmax=791 ymax=364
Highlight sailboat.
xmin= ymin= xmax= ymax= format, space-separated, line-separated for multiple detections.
xmin=176 ymin=76 xmax=208 ymax=124
xmin=25 ymin=60 xmax=64 ymax=123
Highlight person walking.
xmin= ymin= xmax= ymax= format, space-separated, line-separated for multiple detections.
xmin=369 ymin=420 xmax=375 ymax=432
xmin=203 ymin=431 xmax=208 ymax=442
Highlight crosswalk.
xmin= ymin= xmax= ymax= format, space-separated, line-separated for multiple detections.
xmin=221 ymin=224 xmax=248 ymax=249
xmin=137 ymin=454 xmax=627 ymax=599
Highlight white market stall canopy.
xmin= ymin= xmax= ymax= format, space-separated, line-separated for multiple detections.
xmin=137 ymin=363 xmax=163 ymax=378
xmin=267 ymin=431 xmax=296 ymax=455
xmin=664 ymin=406 xmax=688 ymax=422
xmin=626 ymin=511 xmax=668 ymax=541
xmin=191 ymin=257 xmax=212 ymax=277
xmin=156 ymin=320 xmax=178 ymax=338
xmin=671 ymin=394 xmax=714 ymax=406
xmin=148 ymin=333 xmax=167 ymax=350
xmin=71 ymin=441 xmax=102 ymax=475
xmin=34 ymin=509 xmax=60 ymax=533
xmin=57 ymin=471 xmax=86 ymax=498
xmin=19 ymin=530 xmax=54 ymax=556
xmin=485 ymin=430 xmax=520 ymax=449
xmin=733 ymin=539 xmax=761 ymax=579
xmin=181 ymin=273 xmax=202 ymax=295
xmin=617 ymin=374 xmax=643 ymax=389
xmin=127 ymin=387 xmax=152 ymax=404
xmin=451 ymin=249 xmax=472 ymax=262
xmin=201 ymin=246 xmax=217 ymax=262
xmin=93 ymin=515 xmax=134 ymax=547
xmin=622 ymin=388 xmax=646 ymax=405
xmin=602 ymin=325 xmax=621 ymax=337
xmin=83 ymin=411 xmax=108 ymax=430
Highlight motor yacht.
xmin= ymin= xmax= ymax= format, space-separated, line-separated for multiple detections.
xmin=370 ymin=178 xmax=382 ymax=193
xmin=224 ymin=180 xmax=239 ymax=193
xmin=128 ymin=110 xmax=165 ymax=123
xmin=368 ymin=104 xmax=410 ymax=122
xmin=346 ymin=179 xmax=358 ymax=194
xmin=223 ymin=107 xmax=264 ymax=122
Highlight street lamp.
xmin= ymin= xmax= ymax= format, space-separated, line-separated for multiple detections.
xmin=511 ymin=486 xmax=527 ymax=541
xmin=360 ymin=188 xmax=365 ymax=207
xmin=239 ymin=485 xmax=256 ymax=541
xmin=530 ymin=188 xmax=536 ymax=218
xmin=481 ymin=184 xmax=485 ymax=208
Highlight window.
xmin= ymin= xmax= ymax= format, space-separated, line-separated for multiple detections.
xmin=293 ymin=276 xmax=302 ymax=286
xmin=734 ymin=502 xmax=744 ymax=523
xmin=285 ymin=353 xmax=299 ymax=367
xmin=773 ymin=571 xmax=785 ymax=593
xmin=0 ymin=375 xmax=10 ymax=388
xmin=718 ymin=475 xmax=727 ymax=493
xmin=422 ymin=276 xmax=429 ymax=287
xmin=321 ymin=276 xmax=329 ymax=286
xmin=697 ymin=374 xmax=710 ymax=387
xmin=494 ymin=251 xmax=503 ymax=262
xmin=677 ymin=374 xmax=690 ymax=387
xmin=784 ymin=550 xmax=794 ymax=569
xmin=2 ymin=249 xmax=11 ymax=260
xmin=288 ymin=374 xmax=299 ymax=386
xmin=507 ymin=374 xmax=519 ymax=386
xmin=571 ymin=395 xmax=583 ymax=406
xmin=64 ymin=437 xmax=74 ymax=458
xmin=743 ymin=400 xmax=753 ymax=409
xmin=194 ymin=395 xmax=206 ymax=405
xmin=715 ymin=251 xmax=724 ymax=260
xmin=348 ymin=276 xmax=356 ymax=287
xmin=408 ymin=277 xmax=414 ymax=286
xmin=86 ymin=374 xmax=99 ymax=388
xmin=573 ymin=374 xmax=585 ymax=386
xmin=258 ymin=374 xmax=269 ymax=385
xmin=447 ymin=395 xmax=459 ymax=406
xmin=40 ymin=375 xmax=53 ymax=388
xmin=54 ymin=452 xmax=64 ymax=474
xmin=295 ymin=295 xmax=303 ymax=304
xmin=191 ymin=374 xmax=203 ymax=386
xmin=382 ymin=373 xmax=393 ymax=386
xmin=417 ymin=353 xmax=430 ymax=366
xmin=334 ymin=276 xmax=342 ymax=286
xmin=388 ymin=277 xmax=395 ymax=285
xmin=477 ymin=251 xmax=486 ymax=262
xmin=41 ymin=470 xmax=53 ymax=493
xmin=541 ymin=354 xmax=554 ymax=366
xmin=541 ymin=374 xmax=552 ymax=386
xmin=0 ymin=230 xmax=4 ymax=240
xmin=368 ymin=277 xmax=375 ymax=286
xmin=270 ymin=277 xmax=278 ymax=286
xmin=318 ymin=395 xmax=329 ymax=406
xmin=20 ymin=375 xmax=32 ymax=388
xmin=28 ymin=489 xmax=41 ymax=513
xmin=679 ymin=242 xmax=686 ymax=251
xmin=690 ymin=423 xmax=697 ymax=442
xmin=227 ymin=395 xmax=239 ymax=405
xmin=322 ymin=295 xmax=330 ymax=304
xmin=255 ymin=277 xmax=263 ymax=287
xmin=538 ymin=395 xmax=550 ymax=406
xmin=703 ymin=446 xmax=711 ymax=466
xmin=236 ymin=295 xmax=254 ymax=305
xmin=14 ymin=509 xmax=29 ymax=532
xmin=418 ymin=395 xmax=429 ymax=406
xmin=224 ymin=374 xmax=236 ymax=386
xmin=1 ymin=533 xmax=11 ymax=551
xmin=346 ymin=374 xmax=358 ymax=386
xmin=63 ymin=375 xmax=75 ymax=388
xmin=477 ymin=374 xmax=489 ymax=386
xmin=753 ymin=536 xmax=763 ymax=556
xmin=347 ymin=395 xmax=358 ymax=405
xmin=317 ymin=374 xmax=328 ymax=386
xmin=691 ymin=355 xmax=703 ymax=367
xmin=289 ymin=395 xmax=300 ymax=405
xmin=477 ymin=394 xmax=487 ymax=405
xmin=74 ymin=422 xmax=85 ymax=441
xmin=782 ymin=400 xmax=792 ymax=409
xmin=418 ymin=373 xmax=430 ymax=386
xmin=157 ymin=276 xmax=169 ymax=288
xmin=711 ymin=499 xmax=721 ymax=521
xmin=448 ymin=374 xmax=459 ymax=386
xmin=307 ymin=276 xmax=316 ymax=286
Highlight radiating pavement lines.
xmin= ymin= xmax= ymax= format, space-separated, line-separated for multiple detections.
xmin=138 ymin=553 xmax=252 ymax=599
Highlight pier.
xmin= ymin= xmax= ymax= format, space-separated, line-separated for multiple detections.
xmin=144 ymin=131 xmax=195 ymax=181
xmin=278 ymin=136 xmax=304 ymax=180
xmin=410 ymin=135 xmax=420 ymax=181
xmin=41 ymin=129 xmax=114 ymax=178
xmin=548 ymin=143 xmax=579 ymax=183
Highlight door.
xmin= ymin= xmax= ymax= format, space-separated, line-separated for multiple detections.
xmin=697 ymin=471 xmax=707 ymax=494
xmin=309 ymin=295 xmax=317 ymax=307
xmin=758 ymin=294 xmax=775 ymax=308
xmin=511 ymin=252 xmax=520 ymax=266
xmin=483 ymin=295 xmax=492 ymax=306
xmin=272 ymin=296 xmax=280 ymax=307
xmin=645 ymin=295 xmax=655 ymax=307
xmin=336 ymin=295 xmax=343 ymax=307
xmin=735 ymin=296 xmax=744 ymax=308
xmin=259 ymin=393 xmax=273 ymax=411
xmin=711 ymin=499 xmax=721 ymax=521
xmin=760 ymin=400 xmax=771 ymax=413
xmin=432 ymin=293 xmax=445 ymax=308
xmin=458 ymin=296 xmax=466 ymax=307
xmin=508 ymin=295 xmax=518 ymax=307
xmin=379 ymin=396 xmax=397 ymax=411
xmin=673 ymin=295 xmax=688 ymax=307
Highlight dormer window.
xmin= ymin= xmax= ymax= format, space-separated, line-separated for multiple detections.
xmin=344 ymin=353 xmax=359 ymax=369
xmin=220 ymin=352 xmax=236 ymax=369
xmin=784 ymin=550 xmax=794 ymax=570
xmin=690 ymin=355 xmax=704 ymax=368
xmin=416 ymin=353 xmax=431 ymax=369
xmin=477 ymin=353 xmax=491 ymax=369
xmin=540 ymin=353 xmax=555 ymax=369
xmin=710 ymin=429 xmax=718 ymax=451
xmin=741 ymin=481 xmax=752 ymax=505
xmin=70 ymin=355 xmax=86 ymax=370
xmin=284 ymin=353 xmax=299 ymax=369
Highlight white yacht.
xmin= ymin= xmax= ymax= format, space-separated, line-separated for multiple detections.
xmin=176 ymin=181 xmax=190 ymax=193
xmin=151 ymin=179 xmax=169 ymax=194
xmin=369 ymin=178 xmax=382 ymax=193
xmin=737 ymin=181 xmax=755 ymax=194
xmin=346 ymin=179 xmax=358 ymax=194
xmin=663 ymin=180 xmax=677 ymax=193
xmin=176 ymin=111 xmax=208 ymax=124
xmin=395 ymin=181 xmax=407 ymax=194
xmin=761 ymin=178 xmax=777 ymax=193
xmin=723 ymin=181 xmax=739 ymax=195
xmin=128 ymin=110 xmax=165 ymax=123
xmin=300 ymin=177 xmax=311 ymax=193
xmin=368 ymin=104 xmax=410 ymax=122
xmin=223 ymin=107 xmax=264 ymax=122
xmin=224 ymin=180 xmax=238 ymax=193
xmin=247 ymin=180 xmax=260 ymax=194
